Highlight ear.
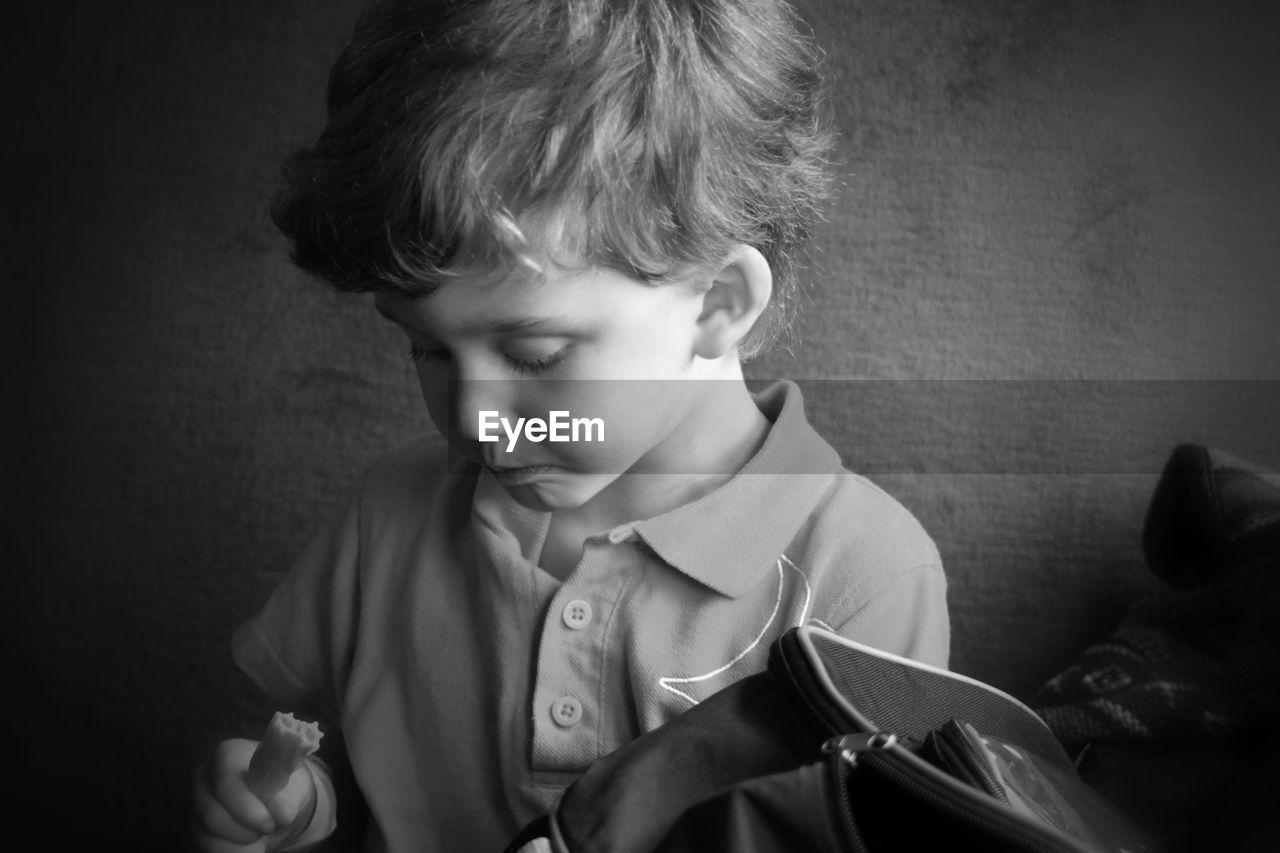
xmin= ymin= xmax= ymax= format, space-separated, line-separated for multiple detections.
xmin=691 ymin=245 xmax=773 ymax=360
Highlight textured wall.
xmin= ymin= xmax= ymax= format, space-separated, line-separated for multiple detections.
xmin=9 ymin=1 xmax=1279 ymax=848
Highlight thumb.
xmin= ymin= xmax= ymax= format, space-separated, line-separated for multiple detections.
xmin=261 ymin=762 xmax=317 ymax=838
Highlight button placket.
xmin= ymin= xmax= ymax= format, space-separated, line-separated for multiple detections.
xmin=530 ymin=543 xmax=632 ymax=772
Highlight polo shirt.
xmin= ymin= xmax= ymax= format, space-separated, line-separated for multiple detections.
xmin=232 ymin=380 xmax=949 ymax=853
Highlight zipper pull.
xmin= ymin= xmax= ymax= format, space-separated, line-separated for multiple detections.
xmin=821 ymin=732 xmax=899 ymax=765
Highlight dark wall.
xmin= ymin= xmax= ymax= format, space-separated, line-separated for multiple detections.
xmin=9 ymin=1 xmax=1279 ymax=848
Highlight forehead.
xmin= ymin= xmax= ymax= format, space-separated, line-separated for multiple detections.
xmin=373 ymin=256 xmax=695 ymax=342
xmin=372 ymin=260 xmax=615 ymax=335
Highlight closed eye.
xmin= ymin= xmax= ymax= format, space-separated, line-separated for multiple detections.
xmin=505 ymin=348 xmax=567 ymax=377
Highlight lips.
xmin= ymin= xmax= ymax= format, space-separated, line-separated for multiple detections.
xmin=488 ymin=464 xmax=556 ymax=486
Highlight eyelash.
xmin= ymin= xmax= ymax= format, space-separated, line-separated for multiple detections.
xmin=407 ymin=345 xmax=567 ymax=377
xmin=408 ymin=345 xmax=445 ymax=363
xmin=506 ymin=350 xmax=567 ymax=377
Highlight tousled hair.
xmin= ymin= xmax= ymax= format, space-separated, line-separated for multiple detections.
xmin=272 ymin=0 xmax=833 ymax=356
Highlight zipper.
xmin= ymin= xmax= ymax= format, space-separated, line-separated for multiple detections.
xmin=822 ymin=732 xmax=901 ymax=762
xmin=822 ymin=733 xmax=895 ymax=853
xmin=827 ymin=748 xmax=871 ymax=853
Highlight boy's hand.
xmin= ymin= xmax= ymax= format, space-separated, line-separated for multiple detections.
xmin=192 ymin=738 xmax=317 ymax=853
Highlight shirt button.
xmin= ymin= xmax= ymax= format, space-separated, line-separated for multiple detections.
xmin=607 ymin=527 xmax=631 ymax=544
xmin=550 ymin=696 xmax=583 ymax=728
xmin=562 ymin=599 xmax=593 ymax=630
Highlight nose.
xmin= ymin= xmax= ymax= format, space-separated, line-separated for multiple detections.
xmin=448 ymin=379 xmax=483 ymax=443
xmin=416 ymin=357 xmax=511 ymax=447
xmin=448 ymin=376 xmax=518 ymax=445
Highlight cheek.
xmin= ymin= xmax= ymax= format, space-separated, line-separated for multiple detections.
xmin=624 ymin=326 xmax=694 ymax=375
xmin=416 ymin=369 xmax=453 ymax=437
xmin=591 ymin=301 xmax=697 ymax=377
xmin=547 ymin=383 xmax=686 ymax=469
xmin=536 ymin=381 xmax=662 ymax=434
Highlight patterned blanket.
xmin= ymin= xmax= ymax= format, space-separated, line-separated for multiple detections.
xmin=1034 ymin=444 xmax=1280 ymax=750
xmin=1030 ymin=445 xmax=1280 ymax=848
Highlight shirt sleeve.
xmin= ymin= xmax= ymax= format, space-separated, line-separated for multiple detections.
xmin=232 ymin=471 xmax=369 ymax=724
xmin=834 ymin=562 xmax=950 ymax=670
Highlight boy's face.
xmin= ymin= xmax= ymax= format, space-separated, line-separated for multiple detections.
xmin=374 ymin=254 xmax=717 ymax=513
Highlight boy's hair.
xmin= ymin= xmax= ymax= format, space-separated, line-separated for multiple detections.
xmin=273 ymin=0 xmax=833 ymax=357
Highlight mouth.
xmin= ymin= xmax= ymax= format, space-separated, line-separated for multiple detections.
xmin=487 ymin=464 xmax=557 ymax=485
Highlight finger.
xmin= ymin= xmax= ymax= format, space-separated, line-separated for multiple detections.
xmin=205 ymin=742 xmax=278 ymax=835
xmin=193 ymin=764 xmax=274 ymax=842
xmin=191 ymin=828 xmax=268 ymax=853
xmin=262 ymin=763 xmax=315 ymax=829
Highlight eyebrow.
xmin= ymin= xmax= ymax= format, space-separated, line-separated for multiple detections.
xmin=477 ymin=316 xmax=577 ymax=335
xmin=374 ymin=298 xmax=577 ymax=337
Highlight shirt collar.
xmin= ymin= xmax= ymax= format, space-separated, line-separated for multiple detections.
xmin=629 ymin=380 xmax=841 ymax=598
xmin=471 ymin=380 xmax=842 ymax=597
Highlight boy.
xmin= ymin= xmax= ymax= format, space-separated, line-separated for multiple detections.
xmin=191 ymin=0 xmax=949 ymax=850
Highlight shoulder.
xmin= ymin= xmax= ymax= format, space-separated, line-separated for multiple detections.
xmin=749 ymin=379 xmax=939 ymax=582
xmin=296 ymin=433 xmax=480 ymax=556
xmin=354 ymin=433 xmax=478 ymax=513
xmin=363 ymin=431 xmax=454 ymax=482
xmin=802 ymin=469 xmax=941 ymax=579
xmin=789 ymin=469 xmax=949 ymax=666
